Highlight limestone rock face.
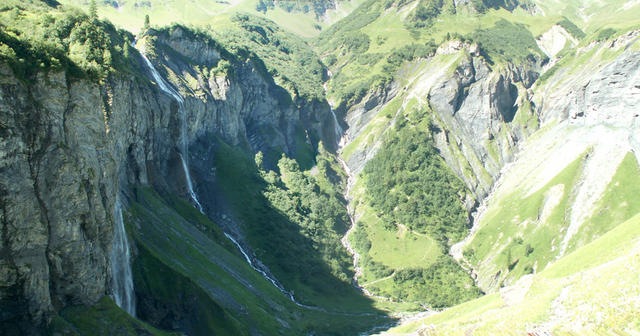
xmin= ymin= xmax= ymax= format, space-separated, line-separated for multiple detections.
xmin=0 ymin=68 xmax=116 ymax=331
xmin=429 ymin=54 xmax=540 ymax=200
xmin=538 ymin=32 xmax=640 ymax=128
xmin=340 ymin=42 xmax=542 ymax=204
xmin=0 ymin=28 xmax=332 ymax=332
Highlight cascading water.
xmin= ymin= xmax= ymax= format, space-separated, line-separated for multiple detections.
xmin=137 ymin=46 xmax=204 ymax=213
xmin=223 ymin=232 xmax=301 ymax=304
xmin=330 ymin=108 xmax=347 ymax=148
xmin=110 ymin=199 xmax=136 ymax=316
xmin=179 ymin=152 xmax=204 ymax=213
xmin=136 ymin=43 xmax=301 ymax=304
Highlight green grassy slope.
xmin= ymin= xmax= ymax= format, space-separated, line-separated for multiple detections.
xmin=464 ymin=152 xmax=589 ymax=287
xmin=381 ymin=212 xmax=640 ymax=335
xmin=535 ymin=0 xmax=640 ymax=34
xmin=128 ymin=186 xmax=391 ymax=335
xmin=48 ymin=297 xmax=177 ymax=336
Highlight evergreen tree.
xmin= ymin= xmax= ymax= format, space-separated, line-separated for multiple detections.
xmin=143 ymin=14 xmax=150 ymax=30
xmin=89 ymin=0 xmax=97 ymax=20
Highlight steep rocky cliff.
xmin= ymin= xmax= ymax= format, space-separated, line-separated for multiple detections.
xmin=0 ymin=22 xmax=335 ymax=333
xmin=340 ymin=40 xmax=543 ymax=203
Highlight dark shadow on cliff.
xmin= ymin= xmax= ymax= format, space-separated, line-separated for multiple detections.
xmin=128 ymin=146 xmax=395 ymax=335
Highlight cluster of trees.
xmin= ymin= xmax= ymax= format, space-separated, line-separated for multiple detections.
xmin=212 ymin=141 xmax=358 ymax=302
xmin=556 ymin=18 xmax=585 ymax=39
xmin=256 ymin=0 xmax=338 ymax=18
xmin=383 ymin=42 xmax=437 ymax=74
xmin=264 ymin=151 xmax=353 ymax=284
xmin=363 ymin=124 xmax=470 ymax=246
xmin=472 ymin=0 xmax=524 ymax=13
xmin=0 ymin=0 xmax=135 ymax=82
xmin=355 ymin=116 xmax=483 ymax=307
xmin=216 ymin=13 xmax=325 ymax=101
xmin=391 ymin=256 xmax=482 ymax=307
xmin=470 ymin=18 xmax=544 ymax=64
xmin=406 ymin=0 xmax=456 ymax=29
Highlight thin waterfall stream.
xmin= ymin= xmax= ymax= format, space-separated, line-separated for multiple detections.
xmin=136 ymin=43 xmax=304 ymax=306
xmin=110 ymin=198 xmax=136 ymax=316
xmin=136 ymin=45 xmax=388 ymax=317
xmin=136 ymin=46 xmax=204 ymax=213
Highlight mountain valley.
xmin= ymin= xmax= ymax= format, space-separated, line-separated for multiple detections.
xmin=0 ymin=0 xmax=639 ymax=335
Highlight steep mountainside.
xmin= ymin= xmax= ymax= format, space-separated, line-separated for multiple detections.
xmin=1 ymin=0 xmax=639 ymax=335
xmin=0 ymin=1 xmax=387 ymax=334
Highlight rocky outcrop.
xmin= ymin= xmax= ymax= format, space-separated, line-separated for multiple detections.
xmin=146 ymin=26 xmax=334 ymax=162
xmin=460 ymin=31 xmax=640 ymax=292
xmin=428 ymin=45 xmax=542 ymax=200
xmin=339 ymin=81 xmax=400 ymax=175
xmin=537 ymin=30 xmax=640 ymax=127
xmin=339 ymin=41 xmax=542 ymax=204
xmin=0 ymin=67 xmax=118 ymax=332
xmin=0 ymin=26 xmax=333 ymax=333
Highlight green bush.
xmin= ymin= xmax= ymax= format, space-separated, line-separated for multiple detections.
xmin=596 ymin=28 xmax=617 ymax=41
xmin=392 ymin=256 xmax=482 ymax=308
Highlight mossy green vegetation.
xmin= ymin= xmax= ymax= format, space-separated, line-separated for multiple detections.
xmin=209 ymin=140 xmax=375 ymax=309
xmin=133 ymin=243 xmax=247 ymax=336
xmin=128 ymin=186 xmax=391 ymax=335
xmin=0 ymin=0 xmax=138 ymax=82
xmin=48 ymin=297 xmax=175 ymax=336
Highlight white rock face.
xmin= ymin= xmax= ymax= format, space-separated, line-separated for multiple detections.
xmin=536 ymin=25 xmax=578 ymax=58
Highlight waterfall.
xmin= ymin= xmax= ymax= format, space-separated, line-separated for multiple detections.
xmin=136 ymin=44 xmax=311 ymax=308
xmin=223 ymin=233 xmax=292 ymax=298
xmin=138 ymin=47 xmax=204 ymax=213
xmin=331 ymin=108 xmax=346 ymax=148
xmin=110 ymin=199 xmax=136 ymax=316
xmin=179 ymin=153 xmax=204 ymax=213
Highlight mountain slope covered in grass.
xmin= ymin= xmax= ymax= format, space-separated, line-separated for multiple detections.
xmin=1 ymin=0 xmax=640 ymax=335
